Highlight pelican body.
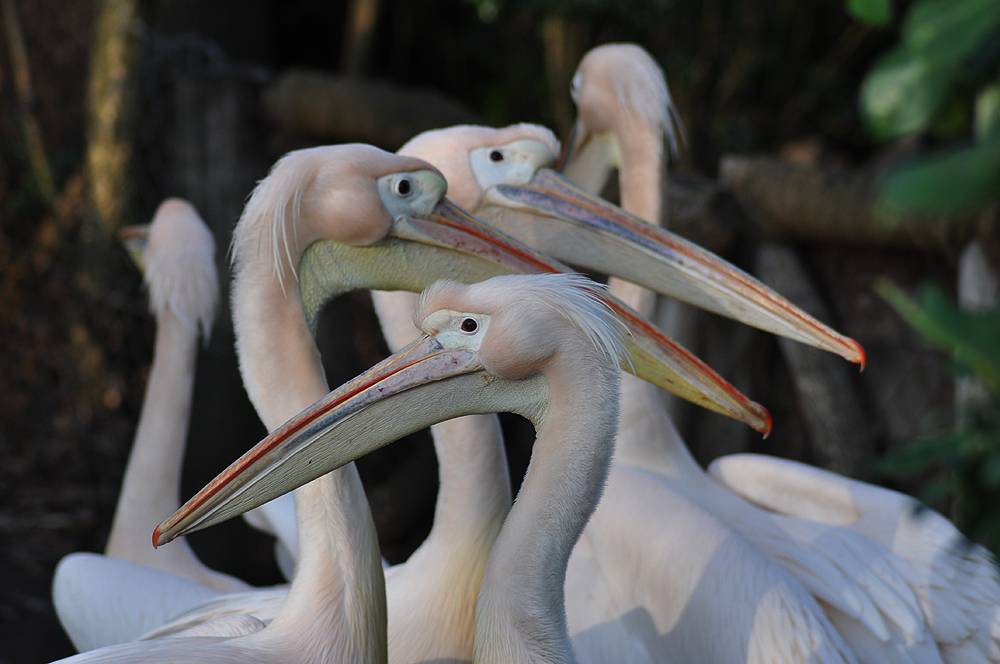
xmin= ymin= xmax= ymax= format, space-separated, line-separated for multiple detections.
xmin=559 ymin=42 xmax=1000 ymax=664
xmin=52 ymin=142 xmax=796 ymax=663
xmin=156 ymin=273 xmax=632 ymax=664
xmin=52 ymin=200 xmax=252 ymax=652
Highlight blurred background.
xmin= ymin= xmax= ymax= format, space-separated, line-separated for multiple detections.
xmin=1 ymin=0 xmax=998 ymax=661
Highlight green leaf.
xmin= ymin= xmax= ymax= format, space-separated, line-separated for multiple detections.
xmin=874 ymin=432 xmax=964 ymax=474
xmin=861 ymin=46 xmax=955 ymax=140
xmin=875 ymin=280 xmax=1000 ymax=397
xmin=847 ymin=0 xmax=894 ymax=26
xmin=980 ymin=452 xmax=1000 ymax=487
xmin=902 ymin=0 xmax=1000 ymax=62
xmin=920 ymin=475 xmax=956 ymax=507
xmin=931 ymin=96 xmax=971 ymax=139
xmin=861 ymin=0 xmax=1000 ymax=140
xmin=975 ymin=83 xmax=1000 ymax=142
xmin=877 ymin=134 xmax=1000 ymax=216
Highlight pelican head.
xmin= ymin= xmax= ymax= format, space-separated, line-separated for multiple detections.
xmin=560 ymin=42 xmax=682 ymax=178
xmin=234 ymin=143 xmax=770 ymax=433
xmin=399 ymin=124 xmax=560 ymax=211
xmin=121 ymin=198 xmax=219 ymax=340
xmin=398 ymin=125 xmax=865 ymax=370
xmin=156 ymin=274 xmax=625 ymax=544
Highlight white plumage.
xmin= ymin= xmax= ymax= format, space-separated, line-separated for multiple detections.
xmin=53 ymin=199 xmax=253 ymax=652
xmin=561 ymin=41 xmax=1000 ymax=664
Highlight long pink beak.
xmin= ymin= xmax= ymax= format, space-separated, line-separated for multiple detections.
xmin=484 ymin=168 xmax=864 ymax=367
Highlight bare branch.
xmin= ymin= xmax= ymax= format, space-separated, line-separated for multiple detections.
xmin=2 ymin=0 xmax=56 ymax=207
xmin=721 ymin=155 xmax=978 ymax=253
xmin=262 ymin=70 xmax=482 ymax=151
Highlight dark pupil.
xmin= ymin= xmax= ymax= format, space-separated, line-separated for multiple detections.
xmin=489 ymin=150 xmax=503 ymax=162
xmin=461 ymin=318 xmax=478 ymax=332
xmin=397 ymin=179 xmax=411 ymax=195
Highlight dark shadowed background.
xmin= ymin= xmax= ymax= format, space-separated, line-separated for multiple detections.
xmin=1 ymin=0 xmax=996 ymax=661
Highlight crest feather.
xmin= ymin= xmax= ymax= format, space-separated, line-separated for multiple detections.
xmin=144 ymin=199 xmax=219 ymax=341
xmin=231 ymin=148 xmax=322 ymax=292
xmin=579 ymin=43 xmax=686 ymax=159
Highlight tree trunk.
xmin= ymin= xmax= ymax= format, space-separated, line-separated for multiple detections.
xmin=2 ymin=0 xmax=56 ymax=207
xmin=85 ymin=0 xmax=142 ymax=236
xmin=540 ymin=15 xmax=588 ymax=138
xmin=755 ymin=243 xmax=873 ymax=478
xmin=341 ymin=0 xmax=381 ymax=77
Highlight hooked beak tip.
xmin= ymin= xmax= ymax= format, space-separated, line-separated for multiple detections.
xmin=854 ymin=341 xmax=867 ymax=371
xmin=760 ymin=410 xmax=773 ymax=439
xmin=152 ymin=525 xmax=166 ymax=548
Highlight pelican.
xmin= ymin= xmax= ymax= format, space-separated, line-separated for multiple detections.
xmin=359 ymin=47 xmax=997 ymax=663
xmin=152 ymin=273 xmax=882 ymax=663
xmin=395 ymin=123 xmax=863 ymax=366
xmin=51 ymin=143 xmax=788 ymax=662
xmin=155 ymin=272 xmax=650 ymax=664
xmin=52 ymin=199 xmax=254 ymax=651
xmin=135 ymin=125 xmax=871 ymax=663
xmin=383 ymin=125 xmax=865 ymax=662
xmin=108 ymin=200 xmax=250 ymax=592
xmin=559 ymin=42 xmax=1000 ymax=663
xmin=150 ymin=132 xmax=903 ymax=664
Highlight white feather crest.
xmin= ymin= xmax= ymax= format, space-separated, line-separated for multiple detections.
xmin=607 ymin=44 xmax=686 ymax=160
xmin=231 ymin=149 xmax=319 ymax=293
xmin=144 ymin=199 xmax=219 ymax=341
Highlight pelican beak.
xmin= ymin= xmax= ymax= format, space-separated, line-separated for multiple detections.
xmin=119 ymin=225 xmax=149 ymax=273
xmin=394 ymin=198 xmax=565 ymax=278
xmin=297 ymin=199 xmax=558 ymax=328
xmin=298 ymin=198 xmax=772 ymax=432
xmin=154 ymin=334 xmax=532 ymax=544
xmin=555 ymin=122 xmax=580 ymax=173
xmin=387 ymin=198 xmax=770 ymax=432
xmin=484 ymin=168 xmax=865 ymax=367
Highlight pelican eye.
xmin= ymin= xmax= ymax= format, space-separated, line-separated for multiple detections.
xmin=489 ymin=150 xmax=504 ymax=163
xmin=460 ymin=318 xmax=478 ymax=333
xmin=395 ymin=178 xmax=412 ymax=196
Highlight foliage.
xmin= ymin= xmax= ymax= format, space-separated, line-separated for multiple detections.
xmin=874 ymin=280 xmax=1000 ymax=551
xmin=853 ymin=0 xmax=1000 ymax=217
xmin=855 ymin=0 xmax=1000 ymax=552
xmin=875 ymin=400 xmax=1000 ymax=550
xmin=846 ymin=0 xmax=893 ymax=29
xmin=875 ymin=280 xmax=1000 ymax=397
xmin=879 ymin=133 xmax=1000 ymax=217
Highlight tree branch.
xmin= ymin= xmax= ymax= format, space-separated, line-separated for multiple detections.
xmin=2 ymin=0 xmax=56 ymax=207
xmin=262 ymin=70 xmax=482 ymax=151
xmin=721 ymin=155 xmax=979 ymax=253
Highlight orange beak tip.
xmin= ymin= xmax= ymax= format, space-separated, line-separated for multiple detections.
xmin=758 ymin=408 xmax=773 ymax=438
xmin=854 ymin=341 xmax=867 ymax=371
xmin=152 ymin=525 xmax=165 ymax=548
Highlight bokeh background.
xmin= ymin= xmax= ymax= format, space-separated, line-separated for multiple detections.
xmin=1 ymin=0 xmax=998 ymax=661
